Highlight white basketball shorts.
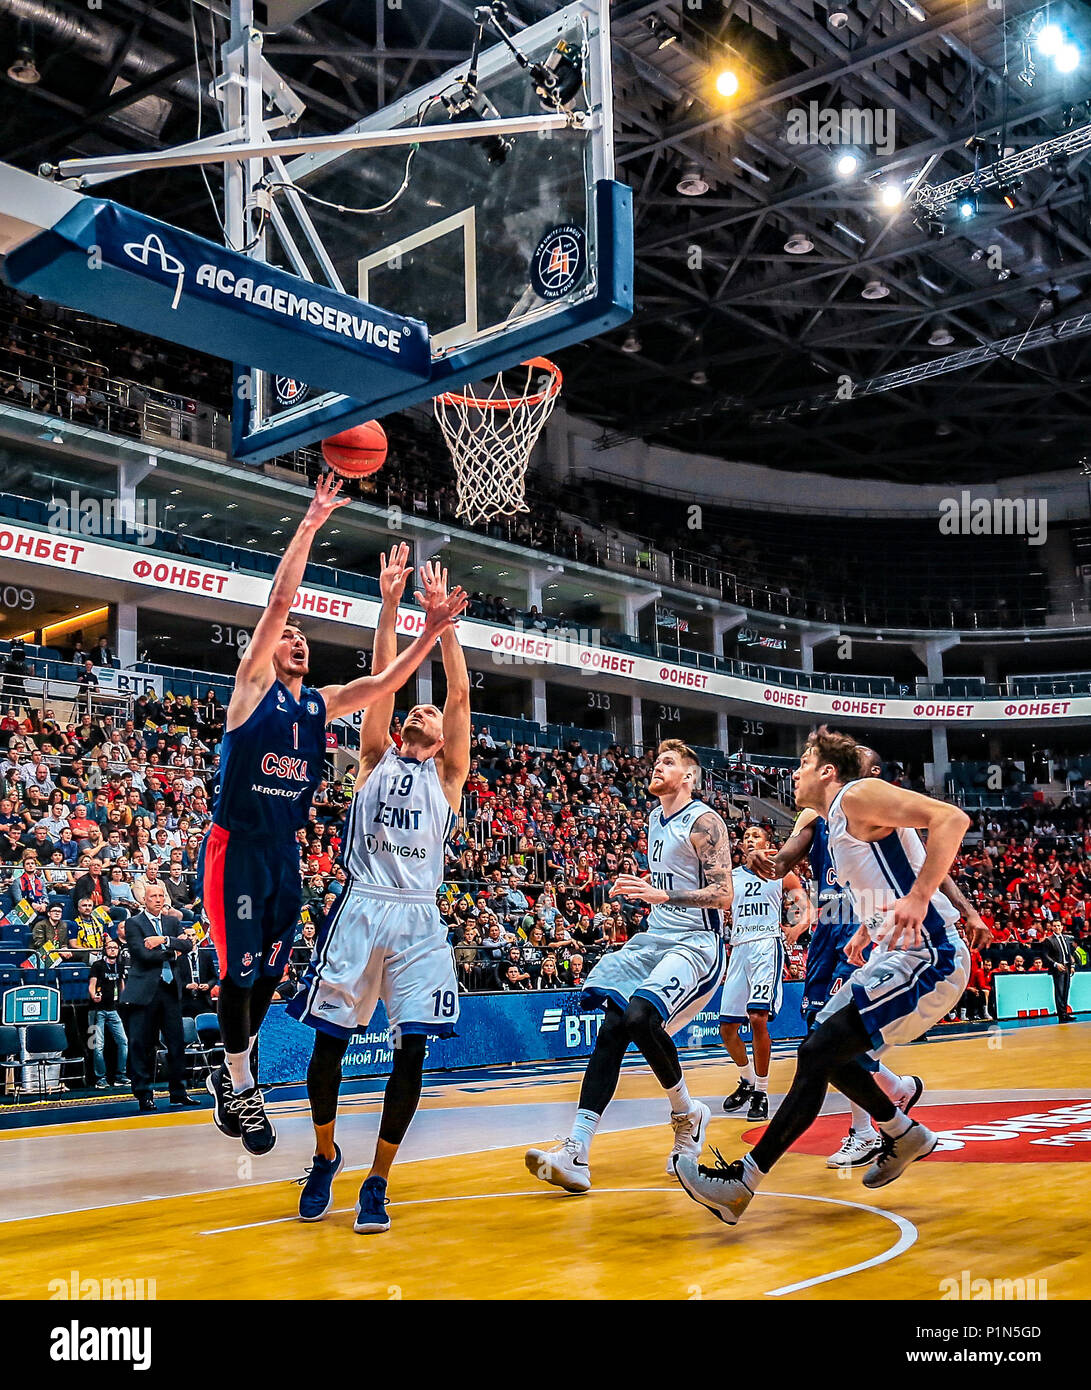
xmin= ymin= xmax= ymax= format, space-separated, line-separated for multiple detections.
xmin=816 ymin=929 xmax=969 ymax=1050
xmin=581 ymin=926 xmax=726 ymax=1035
xmin=718 ymin=935 xmax=785 ymax=1022
xmin=290 ymin=883 xmax=458 ymax=1040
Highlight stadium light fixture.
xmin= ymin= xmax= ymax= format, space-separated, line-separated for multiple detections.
xmin=835 ymin=152 xmax=860 ymax=178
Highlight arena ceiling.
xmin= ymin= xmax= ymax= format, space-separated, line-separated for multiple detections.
xmin=2 ymin=0 xmax=1091 ymax=483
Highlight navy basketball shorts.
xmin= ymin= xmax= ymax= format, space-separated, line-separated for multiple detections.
xmin=201 ymin=825 xmax=302 ymax=986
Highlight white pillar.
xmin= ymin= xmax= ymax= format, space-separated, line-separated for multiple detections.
xmin=712 ymin=608 xmax=747 ymax=657
xmin=800 ymin=626 xmax=840 ymax=674
xmin=532 ymin=678 xmax=547 ymax=727
xmin=527 ymin=564 xmax=562 ymax=611
xmin=716 ymin=708 xmax=730 ymax=751
xmin=930 ymin=724 xmax=950 ymax=794
xmin=622 ymin=589 xmax=660 ymax=639
xmin=416 ymin=659 xmax=433 ymax=707
xmin=911 ymin=634 xmax=960 ymax=689
xmin=630 ymin=693 xmax=643 ymax=752
xmin=116 ymin=601 xmax=138 ymax=667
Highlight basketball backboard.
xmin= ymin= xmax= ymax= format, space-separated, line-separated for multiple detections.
xmin=232 ymin=0 xmax=631 ymax=463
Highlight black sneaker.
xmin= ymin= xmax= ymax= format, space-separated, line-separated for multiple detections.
xmin=746 ymin=1091 xmax=769 ymax=1122
xmin=206 ymin=1064 xmax=242 ymax=1139
xmin=722 ymin=1080 xmax=755 ymax=1113
xmin=235 ymin=1085 xmax=277 ymax=1156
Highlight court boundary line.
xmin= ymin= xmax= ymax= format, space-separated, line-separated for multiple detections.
xmin=199 ymin=1184 xmax=919 ymax=1296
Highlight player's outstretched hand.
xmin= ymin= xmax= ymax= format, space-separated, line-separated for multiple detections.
xmin=418 ymin=584 xmax=469 ymax=636
xmin=746 ymin=847 xmax=777 ymax=880
xmin=379 ymin=542 xmax=414 ymax=604
xmin=305 ymin=471 xmax=351 ymax=529
xmin=609 ymin=872 xmax=668 ymax=905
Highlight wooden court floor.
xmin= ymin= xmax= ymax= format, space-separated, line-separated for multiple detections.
xmin=1 ymin=1022 xmax=1088 ymax=1301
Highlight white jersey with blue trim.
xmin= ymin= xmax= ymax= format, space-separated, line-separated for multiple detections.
xmin=343 ymin=743 xmax=454 ymax=894
xmin=826 ymin=779 xmax=960 ymax=944
xmin=647 ymin=799 xmax=728 ymax=936
xmin=729 ymin=867 xmax=784 ymax=945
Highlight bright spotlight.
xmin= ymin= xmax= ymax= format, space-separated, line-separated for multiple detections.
xmin=958 ymin=194 xmax=978 ymax=220
xmin=716 ymin=69 xmax=739 ymax=97
xmin=879 ymin=183 xmax=903 ymax=208
xmin=1036 ymin=23 xmax=1064 ymax=57
xmin=1055 ymin=42 xmax=1080 ymax=72
xmin=835 ymin=152 xmax=859 ymax=178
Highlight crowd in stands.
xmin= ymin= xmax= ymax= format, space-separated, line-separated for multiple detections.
xmin=0 ymin=687 xmax=1087 ymax=1094
xmin=0 ymin=283 xmax=224 ymax=438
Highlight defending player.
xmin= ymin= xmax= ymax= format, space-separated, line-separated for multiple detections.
xmin=524 ymin=741 xmax=731 ymax=1193
xmin=749 ymin=743 xmax=986 ymax=1167
xmin=201 ymin=491 xmax=464 ymax=1156
xmin=675 ymin=727 xmax=970 ymax=1225
xmin=290 ymin=560 xmax=471 ymax=1234
xmin=718 ymin=825 xmax=811 ymax=1122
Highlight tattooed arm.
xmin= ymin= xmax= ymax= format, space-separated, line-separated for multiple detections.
xmin=609 ymin=811 xmax=734 ymax=912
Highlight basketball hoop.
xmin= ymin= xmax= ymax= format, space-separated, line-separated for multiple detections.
xmin=433 ymin=357 xmax=562 ymax=526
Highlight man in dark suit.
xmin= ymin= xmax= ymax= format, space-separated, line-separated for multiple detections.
xmin=177 ymin=927 xmax=218 ymax=1018
xmin=1040 ymin=920 xmax=1079 ymax=1023
xmin=120 ymin=881 xmax=200 ymax=1110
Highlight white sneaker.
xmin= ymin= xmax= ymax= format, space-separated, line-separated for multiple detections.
xmin=674 ymin=1152 xmax=755 ymax=1226
xmin=862 ymin=1121 xmax=938 ymax=1189
xmin=666 ymin=1101 xmax=711 ymax=1175
xmin=898 ymin=1075 xmax=924 ymax=1113
xmin=826 ymin=1128 xmax=881 ymax=1169
xmin=524 ymin=1137 xmax=592 ymax=1193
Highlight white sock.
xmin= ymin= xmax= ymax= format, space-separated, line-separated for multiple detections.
xmin=225 ymin=1049 xmax=255 ymax=1093
xmin=667 ymin=1077 xmax=694 ymax=1115
xmin=753 ymin=1074 xmax=768 ymax=1095
xmin=874 ymin=1064 xmax=909 ymax=1105
xmin=569 ymin=1109 xmax=600 ymax=1159
xmin=878 ymin=1109 xmax=912 ymax=1139
xmin=741 ymin=1153 xmax=765 ymax=1190
xmin=738 ymin=1061 xmax=756 ymax=1085
xmin=849 ymin=1101 xmax=877 ymax=1139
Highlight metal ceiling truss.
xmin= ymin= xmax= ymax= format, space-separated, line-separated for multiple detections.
xmin=0 ymin=0 xmax=1089 ymax=480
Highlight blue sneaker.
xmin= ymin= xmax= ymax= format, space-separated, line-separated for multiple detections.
xmin=297 ymin=1144 xmax=344 ymax=1222
xmin=354 ymin=1175 xmax=390 ymax=1234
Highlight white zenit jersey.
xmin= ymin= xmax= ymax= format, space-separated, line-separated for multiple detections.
xmin=729 ymin=868 xmax=784 ymax=945
xmin=826 ymin=779 xmax=960 ymax=944
xmin=343 ymin=744 xmax=454 ymax=895
xmin=647 ymin=799 xmax=729 ymax=936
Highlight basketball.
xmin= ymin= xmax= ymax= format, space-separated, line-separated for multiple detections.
xmin=321 ymin=419 xmax=388 ymax=477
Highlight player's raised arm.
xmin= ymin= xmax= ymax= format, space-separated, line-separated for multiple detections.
xmin=351 ymin=545 xmax=416 ymax=777
xmin=373 ymin=543 xmax=412 ymax=677
xmin=841 ymin=779 xmax=970 ymax=950
xmin=420 ymin=563 xmax=472 ymax=811
xmin=229 ymin=474 xmax=349 ymax=728
xmin=610 ymin=810 xmax=733 ymax=912
xmin=319 ymin=584 xmax=467 ymax=724
xmin=747 ymin=808 xmax=817 ymax=880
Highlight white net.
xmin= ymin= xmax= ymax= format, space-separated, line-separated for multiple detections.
xmin=433 ymin=358 xmax=562 ymax=526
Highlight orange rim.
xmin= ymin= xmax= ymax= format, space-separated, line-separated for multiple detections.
xmin=435 ymin=356 xmax=563 ymax=410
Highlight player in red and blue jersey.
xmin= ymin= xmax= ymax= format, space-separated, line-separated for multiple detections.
xmin=199 ymin=474 xmax=466 ymax=1155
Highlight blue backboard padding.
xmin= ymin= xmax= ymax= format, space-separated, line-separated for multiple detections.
xmin=232 ymin=178 xmax=634 ymax=462
xmin=2 ymin=199 xmax=431 ymax=404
